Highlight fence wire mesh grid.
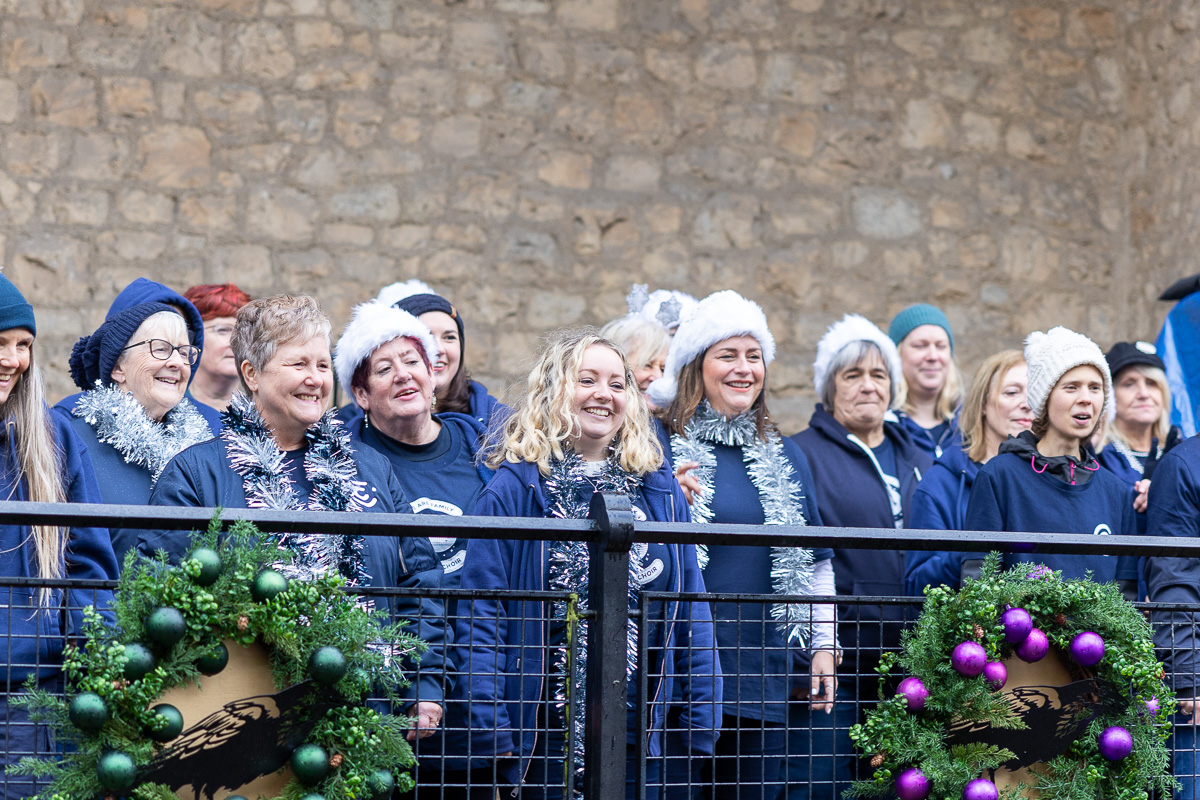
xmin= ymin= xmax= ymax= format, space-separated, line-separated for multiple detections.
xmin=5 ymin=581 xmax=1200 ymax=800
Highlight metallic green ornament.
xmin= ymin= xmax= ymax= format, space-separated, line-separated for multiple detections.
xmin=196 ymin=642 xmax=229 ymax=676
xmin=307 ymin=646 xmax=348 ymax=686
xmin=188 ymin=547 xmax=222 ymax=586
xmin=289 ymin=743 xmax=330 ymax=785
xmin=67 ymin=692 xmax=108 ymax=731
xmin=146 ymin=607 xmax=187 ymax=649
xmin=147 ymin=703 xmax=184 ymax=742
xmin=122 ymin=643 xmax=156 ymax=681
xmin=251 ymin=569 xmax=288 ymax=602
xmin=366 ymin=769 xmax=395 ymax=800
xmin=96 ymin=751 xmax=137 ymax=792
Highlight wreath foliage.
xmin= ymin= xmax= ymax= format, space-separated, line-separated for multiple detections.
xmin=9 ymin=516 xmax=425 ymax=800
xmin=850 ymin=555 xmax=1176 ymax=800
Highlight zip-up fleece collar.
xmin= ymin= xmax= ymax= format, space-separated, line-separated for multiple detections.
xmin=999 ymin=430 xmax=1099 ymax=486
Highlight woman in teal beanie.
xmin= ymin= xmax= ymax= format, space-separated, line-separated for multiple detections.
xmin=888 ymin=303 xmax=963 ymax=458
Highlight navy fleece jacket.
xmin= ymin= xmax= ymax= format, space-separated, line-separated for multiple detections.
xmin=905 ymin=443 xmax=980 ymax=594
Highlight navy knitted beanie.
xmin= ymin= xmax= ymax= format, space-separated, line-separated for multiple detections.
xmin=0 ymin=273 xmax=35 ymax=336
xmin=888 ymin=303 xmax=954 ymax=353
xmin=69 ymin=301 xmax=182 ymax=390
xmin=391 ymin=292 xmax=466 ymax=356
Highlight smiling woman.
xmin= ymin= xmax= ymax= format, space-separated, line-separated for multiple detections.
xmin=56 ymin=300 xmax=212 ymax=563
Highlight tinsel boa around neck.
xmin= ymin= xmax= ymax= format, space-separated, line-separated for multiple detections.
xmin=73 ymin=383 xmax=212 ymax=484
xmin=220 ymin=393 xmax=371 ymax=587
xmin=670 ymin=400 xmax=816 ymax=643
xmin=543 ymin=448 xmax=647 ymax=796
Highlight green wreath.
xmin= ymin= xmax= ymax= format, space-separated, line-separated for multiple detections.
xmin=850 ymin=554 xmax=1176 ymax=800
xmin=10 ymin=517 xmax=425 ymax=800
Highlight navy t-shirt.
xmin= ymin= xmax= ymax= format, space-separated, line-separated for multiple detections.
xmin=964 ymin=451 xmax=1139 ymax=583
xmin=700 ymin=440 xmax=831 ymax=723
xmin=360 ymin=421 xmax=486 ymax=585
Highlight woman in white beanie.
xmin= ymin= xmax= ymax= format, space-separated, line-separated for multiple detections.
xmin=961 ymin=327 xmax=1138 ymax=591
xmin=650 ymin=290 xmax=837 ymax=800
xmin=784 ymin=314 xmax=932 ymax=800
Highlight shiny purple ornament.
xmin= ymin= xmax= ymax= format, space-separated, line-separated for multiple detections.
xmin=897 ymin=677 xmax=929 ymax=711
xmin=951 ymin=641 xmax=987 ymax=677
xmin=895 ymin=767 xmax=931 ymax=800
xmin=983 ymin=660 xmax=1007 ymax=690
xmin=1069 ymin=631 xmax=1105 ymax=667
xmin=1098 ymin=726 xmax=1133 ymax=761
xmin=1015 ymin=627 xmax=1049 ymax=663
xmin=1001 ymin=607 xmax=1033 ymax=644
xmin=962 ymin=778 xmax=999 ymax=800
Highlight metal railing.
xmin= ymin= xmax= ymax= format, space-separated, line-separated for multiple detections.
xmin=0 ymin=498 xmax=1198 ymax=799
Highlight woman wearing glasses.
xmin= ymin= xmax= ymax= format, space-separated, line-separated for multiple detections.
xmin=183 ymin=283 xmax=252 ymax=414
xmin=54 ymin=301 xmax=213 ymax=563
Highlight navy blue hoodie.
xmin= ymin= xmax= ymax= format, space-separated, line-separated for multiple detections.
xmin=790 ymin=405 xmax=932 ymax=691
xmin=897 ymin=410 xmax=963 ymax=460
xmin=905 ymin=443 xmax=980 ymax=594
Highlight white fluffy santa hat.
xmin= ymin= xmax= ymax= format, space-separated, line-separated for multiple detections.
xmin=334 ymin=301 xmax=438 ymax=400
xmin=812 ymin=314 xmax=903 ymax=405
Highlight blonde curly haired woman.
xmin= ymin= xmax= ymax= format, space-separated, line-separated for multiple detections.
xmin=453 ymin=328 xmax=717 ymax=800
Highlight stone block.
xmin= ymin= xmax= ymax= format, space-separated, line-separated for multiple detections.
xmin=557 ymin=0 xmax=620 ymax=31
xmin=30 ymin=74 xmax=98 ymax=127
xmin=156 ymin=10 xmax=223 ymax=77
xmin=961 ymin=25 xmax=1013 ymax=64
xmin=892 ymin=29 xmax=944 ymax=60
xmin=450 ymin=22 xmax=510 ymax=74
xmin=296 ymin=21 xmax=345 ymax=52
xmin=294 ymin=55 xmax=379 ymax=92
xmin=6 ymin=29 xmax=69 ymax=72
xmin=6 ymin=132 xmax=64 ymax=177
xmin=614 ymin=92 xmax=669 ymax=146
xmin=389 ymin=69 xmax=455 ymax=115
xmin=644 ymin=204 xmax=682 ymax=234
xmin=761 ymin=53 xmax=843 ymax=103
xmin=773 ymin=113 xmax=818 ymax=157
xmin=900 ymin=98 xmax=951 ymax=149
xmin=930 ymin=197 xmax=969 ymax=229
xmin=423 ymin=248 xmax=486 ymax=282
xmin=519 ymin=37 xmax=568 ymax=82
xmin=640 ymin=241 xmax=692 ymax=285
xmin=852 ymin=188 xmax=921 ymax=239
xmin=9 ymin=234 xmax=92 ymax=304
xmin=321 ymin=223 xmax=374 ymax=247
xmin=435 ymin=223 xmax=487 ymax=251
xmin=116 ymin=189 xmax=173 ymax=226
xmin=333 ymin=97 xmax=384 ymax=148
xmin=209 ymin=244 xmax=274 ymax=286
xmin=1066 ymin=8 xmax=1117 ymax=48
xmin=603 ymin=156 xmax=661 ymax=192
xmin=385 ymin=224 xmax=431 ymax=251
xmin=97 ymin=230 xmax=168 ymax=261
xmin=0 ymin=174 xmax=36 ymax=225
xmin=43 ymin=186 xmax=109 ymax=226
xmin=430 ymin=116 xmax=483 ymax=158
xmin=247 ymin=187 xmax=319 ymax=241
xmin=1013 ymin=7 xmax=1060 ymax=40
xmin=328 ymin=185 xmax=400 ymax=222
xmin=536 ymin=151 xmax=593 ymax=189
xmin=768 ymin=197 xmax=841 ymax=236
xmin=272 ymin=95 xmax=328 ymax=143
xmin=692 ymin=193 xmax=760 ymax=250
xmin=103 ymin=77 xmax=155 ymax=117
xmin=330 ymin=0 xmax=393 ymax=29
xmin=696 ymin=42 xmax=757 ymax=90
xmin=76 ymin=37 xmax=142 ymax=70
xmin=645 ymin=49 xmax=692 ymax=86
xmin=232 ymin=22 xmax=295 ymax=80
xmin=1020 ymin=47 xmax=1084 ymax=77
xmin=194 ymin=86 xmax=268 ymax=136
xmin=961 ymin=110 xmax=1001 ymax=152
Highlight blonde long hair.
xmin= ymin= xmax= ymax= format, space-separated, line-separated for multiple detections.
xmin=959 ymin=350 xmax=1024 ymax=464
xmin=1099 ymin=364 xmax=1172 ymax=453
xmin=484 ymin=329 xmax=663 ymax=476
xmin=6 ymin=347 xmax=67 ymax=592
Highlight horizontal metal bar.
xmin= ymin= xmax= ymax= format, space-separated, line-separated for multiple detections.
xmin=3 ymin=500 xmax=1200 ymax=557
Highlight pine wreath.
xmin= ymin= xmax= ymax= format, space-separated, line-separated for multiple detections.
xmin=850 ymin=555 xmax=1176 ymax=800
xmin=9 ymin=516 xmax=426 ymax=800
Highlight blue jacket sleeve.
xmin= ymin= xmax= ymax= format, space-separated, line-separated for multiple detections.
xmin=143 ymin=452 xmax=205 ymax=562
xmin=906 ymin=482 xmax=964 ymax=595
xmin=1145 ymin=450 xmax=1200 ymax=694
xmin=671 ymin=542 xmax=721 ymax=754
xmin=58 ymin=419 xmax=119 ymax=632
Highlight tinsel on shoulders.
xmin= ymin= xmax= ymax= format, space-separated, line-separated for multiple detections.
xmin=220 ymin=393 xmax=371 ymax=588
xmin=73 ymin=381 xmax=212 ymax=484
xmin=671 ymin=400 xmax=815 ymax=644
xmin=543 ymin=447 xmax=646 ymax=796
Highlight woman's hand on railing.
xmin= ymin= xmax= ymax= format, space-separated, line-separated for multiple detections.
xmin=406 ymin=701 xmax=444 ymax=740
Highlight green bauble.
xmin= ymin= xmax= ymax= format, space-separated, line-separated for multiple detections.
xmin=289 ymin=743 xmax=330 ymax=785
xmin=227 ymin=797 xmax=250 ymax=800
xmin=122 ymin=643 xmax=157 ymax=681
xmin=196 ymin=642 xmax=229 ymax=676
xmin=146 ymin=607 xmax=187 ymax=649
xmin=147 ymin=703 xmax=184 ymax=742
xmin=366 ymin=769 xmax=396 ymax=800
xmin=251 ymin=569 xmax=288 ymax=602
xmin=67 ymin=692 xmax=108 ymax=731
xmin=188 ymin=547 xmax=222 ymax=586
xmin=298 ymin=795 xmax=326 ymax=800
xmin=96 ymin=751 xmax=137 ymax=792
xmin=307 ymin=645 xmax=348 ymax=686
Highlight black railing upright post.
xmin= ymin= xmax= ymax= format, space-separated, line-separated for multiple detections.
xmin=586 ymin=491 xmax=635 ymax=800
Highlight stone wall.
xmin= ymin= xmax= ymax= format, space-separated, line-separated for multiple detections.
xmin=0 ymin=0 xmax=1190 ymax=431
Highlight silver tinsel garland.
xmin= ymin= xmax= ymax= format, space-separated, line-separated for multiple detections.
xmin=543 ymin=449 xmax=644 ymax=795
xmin=74 ymin=382 xmax=212 ymax=484
xmin=221 ymin=393 xmax=371 ymax=587
xmin=671 ymin=401 xmax=816 ymax=643
xmin=1106 ymin=435 xmax=1162 ymax=476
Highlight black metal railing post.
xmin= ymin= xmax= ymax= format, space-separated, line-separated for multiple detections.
xmin=586 ymin=492 xmax=636 ymax=800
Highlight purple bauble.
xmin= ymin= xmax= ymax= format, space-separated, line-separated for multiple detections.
xmin=983 ymin=661 xmax=1007 ymax=691
xmin=1098 ymin=726 xmax=1133 ymax=761
xmin=962 ymin=778 xmax=999 ymax=800
xmin=895 ymin=767 xmax=931 ymax=800
xmin=951 ymin=641 xmax=988 ymax=677
xmin=1069 ymin=631 xmax=1105 ymax=667
xmin=1001 ymin=607 xmax=1033 ymax=644
xmin=897 ymin=677 xmax=929 ymax=711
xmin=1014 ymin=627 xmax=1049 ymax=663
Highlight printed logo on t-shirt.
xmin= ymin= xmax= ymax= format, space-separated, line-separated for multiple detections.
xmin=350 ymin=480 xmax=379 ymax=508
xmin=1093 ymin=523 xmax=1112 ymax=536
xmin=428 ymin=536 xmax=466 ymax=574
xmin=410 ymin=497 xmax=464 ymax=516
xmin=630 ymin=542 xmax=664 ymax=586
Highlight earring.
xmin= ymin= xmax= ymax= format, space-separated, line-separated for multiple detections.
xmin=364 ymin=411 xmax=370 ymax=429
xmin=430 ymin=395 xmax=438 ymax=412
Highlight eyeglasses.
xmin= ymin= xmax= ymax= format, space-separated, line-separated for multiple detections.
xmin=205 ymin=324 xmax=235 ymax=337
xmin=121 ymin=339 xmax=201 ymax=365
